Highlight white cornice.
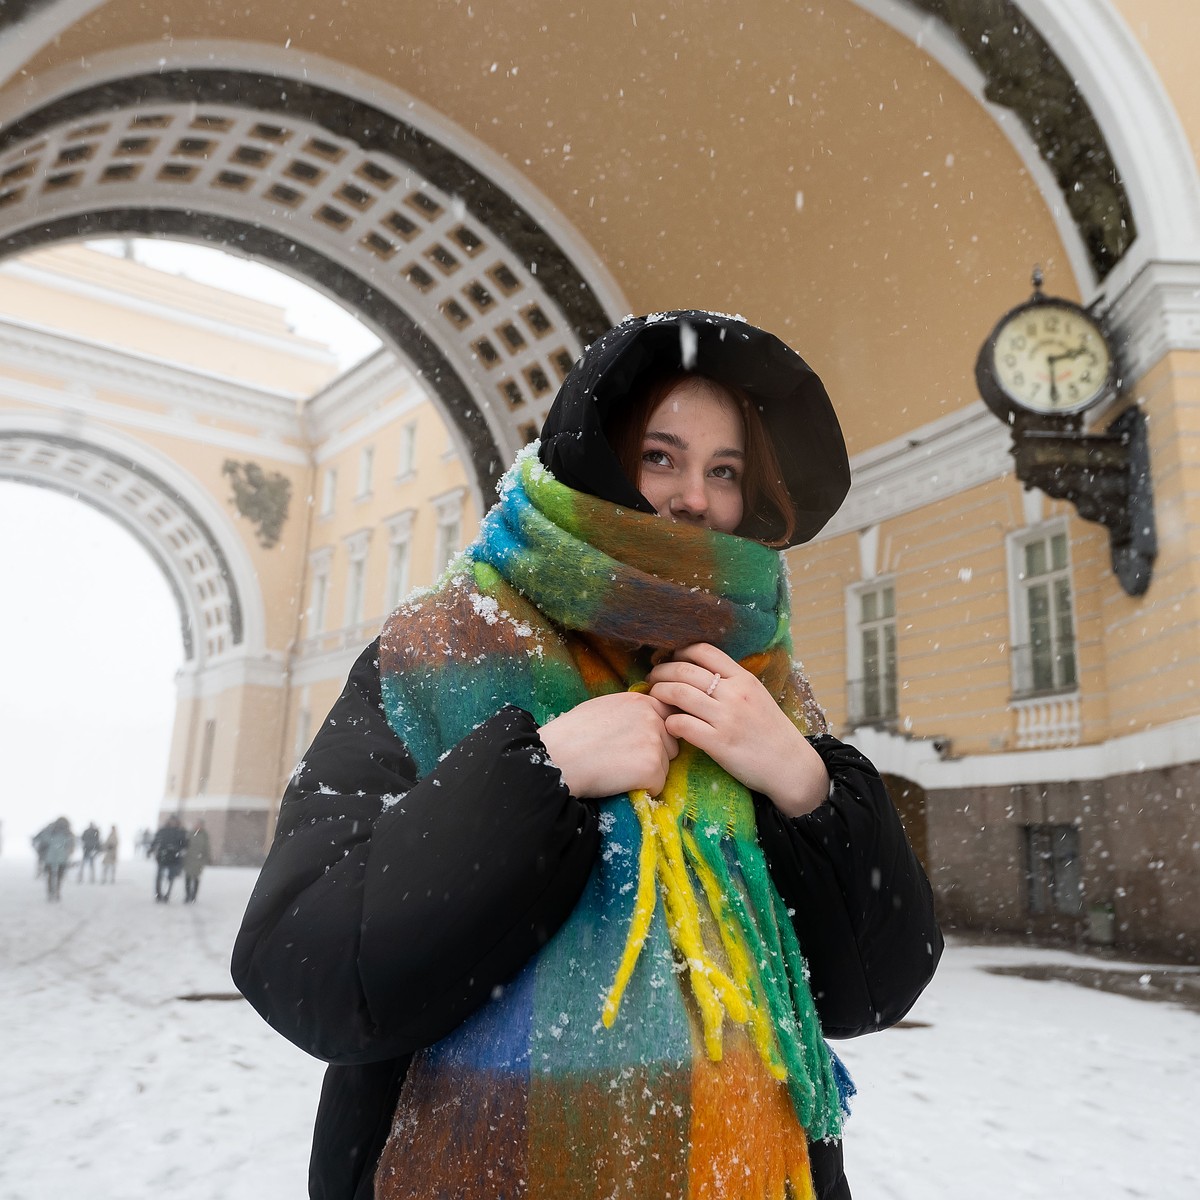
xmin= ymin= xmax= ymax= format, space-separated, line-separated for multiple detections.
xmin=0 ymin=315 xmax=306 ymax=441
xmin=178 ymin=792 xmax=274 ymax=813
xmin=814 ymin=402 xmax=1012 ymax=541
xmin=175 ymin=652 xmax=288 ymax=699
xmin=306 ymin=353 xmax=431 ymax=459
xmin=2 ymin=259 xmax=337 ymax=371
xmin=307 ymin=349 xmax=404 ymax=424
xmin=0 ymin=374 xmax=309 ymax=466
xmin=290 ymin=641 xmax=366 ymax=689
xmin=851 ymin=708 xmax=1200 ymax=790
xmin=1107 ymin=259 xmax=1200 ymax=383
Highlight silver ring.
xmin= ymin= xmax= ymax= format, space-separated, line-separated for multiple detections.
xmin=705 ymin=672 xmax=721 ymax=697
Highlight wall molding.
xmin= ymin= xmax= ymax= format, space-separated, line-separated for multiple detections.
xmin=851 ymin=707 xmax=1200 ymax=789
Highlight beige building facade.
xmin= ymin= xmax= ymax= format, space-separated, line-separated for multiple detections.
xmin=2 ymin=0 xmax=1200 ymax=958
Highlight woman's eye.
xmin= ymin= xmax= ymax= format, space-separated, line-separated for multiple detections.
xmin=710 ymin=464 xmax=740 ymax=481
xmin=642 ymin=449 xmax=671 ymax=467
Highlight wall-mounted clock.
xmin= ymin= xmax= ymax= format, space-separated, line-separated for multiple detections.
xmin=974 ymin=268 xmax=1153 ymax=597
xmin=975 ymin=281 xmax=1117 ymax=423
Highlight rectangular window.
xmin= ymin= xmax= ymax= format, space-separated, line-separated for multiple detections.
xmin=356 ymin=445 xmax=374 ymax=498
xmin=320 ymin=467 xmax=337 ymax=517
xmin=434 ymin=513 xmax=461 ymax=575
xmin=386 ymin=536 xmax=411 ymax=610
xmin=1013 ymin=528 xmax=1077 ymax=695
xmin=293 ymin=706 xmax=311 ymax=759
xmin=397 ymin=421 xmax=417 ymax=478
xmin=1022 ymin=824 xmax=1084 ymax=916
xmin=196 ymin=718 xmax=217 ymax=795
xmin=849 ymin=582 xmax=898 ymax=724
xmin=309 ymin=570 xmax=329 ymax=633
xmin=346 ymin=556 xmax=367 ymax=629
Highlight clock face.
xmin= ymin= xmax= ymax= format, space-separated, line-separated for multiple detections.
xmin=988 ymin=301 xmax=1114 ymax=416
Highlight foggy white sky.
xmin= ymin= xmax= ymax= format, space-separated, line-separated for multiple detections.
xmin=0 ymin=482 xmax=181 ymax=855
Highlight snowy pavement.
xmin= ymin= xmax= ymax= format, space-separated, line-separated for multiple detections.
xmin=2 ymin=855 xmax=1197 ymax=1200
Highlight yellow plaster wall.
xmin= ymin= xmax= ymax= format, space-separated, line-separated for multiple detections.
xmin=306 ymin=399 xmax=478 ymax=639
xmin=792 ymin=478 xmax=1120 ymax=755
xmin=1108 ymin=1 xmax=1200 ymax=172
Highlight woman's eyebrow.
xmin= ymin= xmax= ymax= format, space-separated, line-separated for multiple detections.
xmin=644 ymin=430 xmax=744 ymax=458
xmin=644 ymin=429 xmax=687 ymax=450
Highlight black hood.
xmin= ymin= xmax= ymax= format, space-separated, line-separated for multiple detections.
xmin=537 ymin=310 xmax=850 ymax=547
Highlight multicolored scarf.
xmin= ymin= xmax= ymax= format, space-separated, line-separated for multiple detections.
xmin=376 ymin=448 xmax=851 ymax=1199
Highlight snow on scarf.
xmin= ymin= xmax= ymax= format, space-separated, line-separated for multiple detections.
xmin=376 ymin=448 xmax=851 ymax=1199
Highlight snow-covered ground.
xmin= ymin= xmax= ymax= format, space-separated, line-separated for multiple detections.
xmin=2 ymin=854 xmax=1197 ymax=1199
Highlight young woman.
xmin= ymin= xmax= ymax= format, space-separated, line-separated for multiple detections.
xmin=233 ymin=310 xmax=942 ymax=1200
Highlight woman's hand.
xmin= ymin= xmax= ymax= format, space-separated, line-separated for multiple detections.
xmin=646 ymin=643 xmax=829 ymax=817
xmin=539 ymin=692 xmax=679 ymax=799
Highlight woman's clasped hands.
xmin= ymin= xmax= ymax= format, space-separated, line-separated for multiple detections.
xmin=539 ymin=643 xmax=829 ymax=817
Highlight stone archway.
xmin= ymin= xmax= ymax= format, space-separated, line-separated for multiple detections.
xmin=0 ymin=68 xmax=625 ymax=511
xmin=0 ymin=409 xmax=282 ymax=862
xmin=0 ymin=55 xmax=632 ymax=864
xmin=0 ymin=428 xmax=245 ymax=663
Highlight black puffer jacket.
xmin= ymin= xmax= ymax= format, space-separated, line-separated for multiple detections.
xmin=233 ymin=310 xmax=942 ymax=1199
xmin=233 ymin=643 xmax=941 ymax=1200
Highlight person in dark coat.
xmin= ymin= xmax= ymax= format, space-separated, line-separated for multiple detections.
xmin=77 ymin=821 xmax=102 ymax=883
xmin=42 ymin=816 xmax=74 ymax=902
xmin=150 ymin=814 xmax=188 ymax=903
xmin=233 ymin=311 xmax=943 ymax=1200
xmin=31 ymin=820 xmax=55 ymax=879
xmin=182 ymin=820 xmax=211 ymax=903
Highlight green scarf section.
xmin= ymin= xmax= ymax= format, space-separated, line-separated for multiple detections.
xmin=380 ymin=448 xmax=848 ymax=1138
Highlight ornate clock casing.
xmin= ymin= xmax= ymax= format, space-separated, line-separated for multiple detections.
xmin=975 ymin=292 xmax=1116 ymax=425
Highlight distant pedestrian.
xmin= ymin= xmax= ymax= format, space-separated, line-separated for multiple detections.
xmin=78 ymin=822 xmax=102 ymax=883
xmin=42 ymin=817 xmax=74 ymax=902
xmin=183 ymin=820 xmax=212 ymax=904
xmin=150 ymin=815 xmax=188 ymax=903
xmin=101 ymin=826 xmax=119 ymax=884
xmin=31 ymin=821 xmax=55 ymax=879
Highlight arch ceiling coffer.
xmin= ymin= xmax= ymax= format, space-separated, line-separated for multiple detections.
xmin=0 ymin=432 xmax=243 ymax=662
xmin=0 ymin=71 xmax=617 ymax=499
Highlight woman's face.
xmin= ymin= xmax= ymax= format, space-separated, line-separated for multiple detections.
xmin=636 ymin=378 xmax=745 ymax=534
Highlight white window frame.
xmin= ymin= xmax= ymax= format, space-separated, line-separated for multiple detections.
xmin=384 ymin=509 xmax=416 ymax=610
xmin=432 ymin=488 xmax=466 ymax=576
xmin=343 ymin=529 xmax=373 ymax=632
xmin=320 ymin=466 xmax=338 ymax=518
xmin=1007 ymin=519 xmax=1079 ymax=698
xmin=307 ymin=546 xmax=334 ymax=635
xmin=355 ymin=444 xmax=375 ymax=501
xmin=396 ymin=420 xmax=418 ymax=481
xmin=845 ymin=576 xmax=899 ymax=726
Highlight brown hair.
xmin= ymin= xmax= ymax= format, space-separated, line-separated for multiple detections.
xmin=606 ymin=372 xmax=796 ymax=547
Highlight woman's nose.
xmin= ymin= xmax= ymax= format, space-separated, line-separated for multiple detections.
xmin=669 ymin=477 xmax=709 ymax=520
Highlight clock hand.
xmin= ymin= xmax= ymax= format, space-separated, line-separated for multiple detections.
xmin=1048 ymin=359 xmax=1059 ymax=406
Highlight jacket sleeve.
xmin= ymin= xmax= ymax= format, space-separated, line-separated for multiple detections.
xmin=753 ymin=733 xmax=943 ymax=1039
xmin=231 ymin=640 xmax=601 ymax=1066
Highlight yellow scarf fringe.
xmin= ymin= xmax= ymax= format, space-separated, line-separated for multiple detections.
xmin=601 ymin=747 xmax=786 ymax=1081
